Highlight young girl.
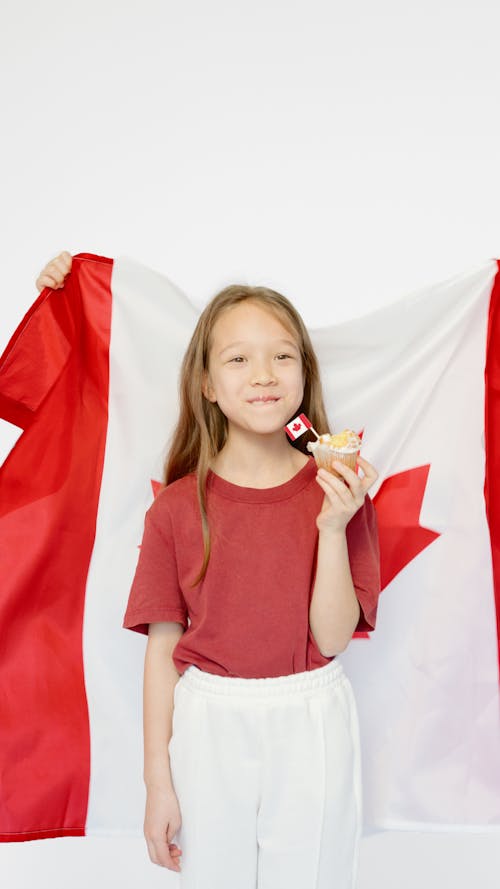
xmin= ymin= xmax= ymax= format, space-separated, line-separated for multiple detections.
xmin=37 ymin=254 xmax=381 ymax=889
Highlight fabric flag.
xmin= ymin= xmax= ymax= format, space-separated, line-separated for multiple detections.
xmin=0 ymin=253 xmax=499 ymax=843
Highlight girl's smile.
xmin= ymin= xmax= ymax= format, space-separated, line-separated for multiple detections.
xmin=247 ymin=395 xmax=282 ymax=404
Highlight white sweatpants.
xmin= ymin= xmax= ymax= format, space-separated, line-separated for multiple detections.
xmin=168 ymin=657 xmax=363 ymax=889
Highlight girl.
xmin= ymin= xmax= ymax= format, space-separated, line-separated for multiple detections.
xmin=36 ymin=253 xmax=381 ymax=889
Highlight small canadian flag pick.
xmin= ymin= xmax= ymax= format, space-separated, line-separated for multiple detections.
xmin=284 ymin=413 xmax=320 ymax=441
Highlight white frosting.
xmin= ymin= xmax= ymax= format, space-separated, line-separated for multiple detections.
xmin=307 ymin=431 xmax=361 ymax=455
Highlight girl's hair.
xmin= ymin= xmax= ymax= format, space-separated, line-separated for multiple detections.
xmin=162 ymin=284 xmax=330 ymax=584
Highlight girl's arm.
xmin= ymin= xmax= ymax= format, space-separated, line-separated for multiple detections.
xmin=143 ymin=620 xmax=184 ymax=790
xmin=143 ymin=621 xmax=185 ymax=872
xmin=309 ymin=528 xmax=361 ymax=656
xmin=309 ymin=456 xmax=379 ymax=656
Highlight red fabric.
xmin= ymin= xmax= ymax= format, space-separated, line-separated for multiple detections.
xmin=0 ymin=254 xmax=113 ymax=842
xmin=484 ymin=260 xmax=500 ymax=677
xmin=122 ymin=457 xmax=381 ymax=678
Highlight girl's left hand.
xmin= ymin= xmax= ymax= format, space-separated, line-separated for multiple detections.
xmin=315 ymin=455 xmax=379 ymax=534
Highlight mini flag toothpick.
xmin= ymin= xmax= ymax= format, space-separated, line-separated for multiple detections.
xmin=284 ymin=413 xmax=319 ymax=441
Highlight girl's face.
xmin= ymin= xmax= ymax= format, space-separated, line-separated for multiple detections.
xmin=203 ymin=301 xmax=305 ymax=439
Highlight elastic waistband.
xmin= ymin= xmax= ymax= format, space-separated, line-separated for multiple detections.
xmin=180 ymin=658 xmax=345 ymax=698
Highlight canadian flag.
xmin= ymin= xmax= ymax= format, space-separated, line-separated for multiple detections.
xmin=284 ymin=413 xmax=313 ymax=440
xmin=0 ymin=253 xmax=499 ymax=842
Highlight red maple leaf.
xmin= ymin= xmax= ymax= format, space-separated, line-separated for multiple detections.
xmin=292 ymin=422 xmax=301 ymax=432
xmin=354 ymin=464 xmax=440 ymax=639
xmin=375 ymin=464 xmax=440 ymax=588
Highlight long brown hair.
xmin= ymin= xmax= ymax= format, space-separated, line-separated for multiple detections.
xmin=163 ymin=285 xmax=330 ymax=584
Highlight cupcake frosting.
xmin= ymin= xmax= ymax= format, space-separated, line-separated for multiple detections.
xmin=308 ymin=428 xmax=362 ymax=454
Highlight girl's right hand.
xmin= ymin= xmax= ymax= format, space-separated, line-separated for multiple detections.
xmin=35 ymin=251 xmax=72 ymax=291
xmin=144 ymin=785 xmax=183 ymax=873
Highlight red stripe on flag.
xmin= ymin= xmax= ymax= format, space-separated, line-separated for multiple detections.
xmin=0 ymin=254 xmax=113 ymax=841
xmin=484 ymin=260 xmax=500 ymax=681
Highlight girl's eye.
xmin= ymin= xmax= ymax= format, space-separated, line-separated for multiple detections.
xmin=227 ymin=354 xmax=294 ymax=363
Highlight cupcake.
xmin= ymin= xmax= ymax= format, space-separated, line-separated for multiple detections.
xmin=307 ymin=429 xmax=362 ymax=479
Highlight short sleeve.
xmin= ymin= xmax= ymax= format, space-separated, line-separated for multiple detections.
xmin=122 ymin=503 xmax=189 ymax=635
xmin=346 ymin=493 xmax=381 ymax=633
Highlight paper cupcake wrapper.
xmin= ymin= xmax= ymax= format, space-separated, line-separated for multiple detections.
xmin=308 ymin=443 xmax=359 ymax=479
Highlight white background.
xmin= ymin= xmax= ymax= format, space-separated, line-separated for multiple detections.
xmin=1 ymin=0 xmax=500 ymax=886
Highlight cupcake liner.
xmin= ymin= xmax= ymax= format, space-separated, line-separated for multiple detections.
xmin=307 ymin=441 xmax=360 ymax=479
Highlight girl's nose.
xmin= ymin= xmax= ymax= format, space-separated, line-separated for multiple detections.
xmin=251 ymin=366 xmax=277 ymax=385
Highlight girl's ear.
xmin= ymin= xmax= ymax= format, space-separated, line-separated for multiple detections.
xmin=202 ymin=369 xmax=217 ymax=403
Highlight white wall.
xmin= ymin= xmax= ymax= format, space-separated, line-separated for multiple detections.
xmin=1 ymin=1 xmax=499 ymax=885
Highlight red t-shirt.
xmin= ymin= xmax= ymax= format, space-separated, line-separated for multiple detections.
xmin=122 ymin=456 xmax=381 ymax=678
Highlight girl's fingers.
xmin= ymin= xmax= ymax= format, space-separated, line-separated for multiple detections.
xmin=316 ymin=469 xmax=352 ymax=506
xmin=330 ymin=462 xmax=365 ymax=496
xmin=47 ymin=253 xmax=72 ymax=281
xmin=36 ymin=274 xmax=58 ymax=291
xmin=343 ymin=455 xmax=379 ymax=493
xmin=356 ymin=455 xmax=379 ymax=478
xmin=59 ymin=250 xmax=72 ymax=267
xmin=36 ymin=252 xmax=72 ymax=291
xmin=49 ymin=259 xmax=69 ymax=281
xmin=148 ymin=841 xmax=181 ymax=871
xmin=53 ymin=251 xmax=72 ymax=273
